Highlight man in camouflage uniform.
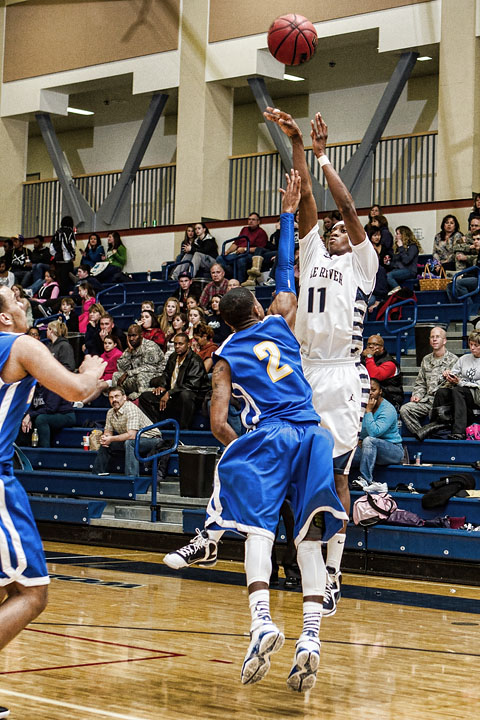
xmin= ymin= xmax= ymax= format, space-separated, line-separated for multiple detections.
xmin=400 ymin=326 xmax=457 ymax=436
xmin=112 ymin=324 xmax=165 ymax=400
xmin=453 ymin=217 xmax=480 ymax=271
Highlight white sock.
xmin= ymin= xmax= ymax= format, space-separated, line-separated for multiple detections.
xmin=326 ymin=533 xmax=346 ymax=573
xmin=249 ymin=589 xmax=271 ymax=630
xmin=302 ymin=600 xmax=322 ymax=639
xmin=206 ymin=529 xmax=224 ymax=543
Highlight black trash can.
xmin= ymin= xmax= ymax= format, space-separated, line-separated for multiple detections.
xmin=414 ymin=323 xmax=444 ymax=366
xmin=178 ymin=445 xmax=218 ymax=497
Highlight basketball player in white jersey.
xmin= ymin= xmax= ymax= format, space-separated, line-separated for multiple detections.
xmin=264 ymin=108 xmax=378 ymax=616
xmin=0 ymin=286 xmax=105 ymax=718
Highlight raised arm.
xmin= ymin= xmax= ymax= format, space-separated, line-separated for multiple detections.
xmin=310 ymin=112 xmax=365 ymax=246
xmin=263 ymin=107 xmax=318 ymax=238
xmin=268 ymin=169 xmax=301 ymax=331
xmin=210 ymin=358 xmax=237 ymax=446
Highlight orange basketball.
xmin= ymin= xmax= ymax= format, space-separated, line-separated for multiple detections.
xmin=267 ymin=14 xmax=317 ymax=66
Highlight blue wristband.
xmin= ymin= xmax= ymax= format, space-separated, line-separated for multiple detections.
xmin=275 ymin=212 xmax=296 ymax=294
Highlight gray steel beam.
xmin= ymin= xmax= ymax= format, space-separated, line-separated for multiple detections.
xmin=325 ymin=51 xmax=419 ymax=210
xmin=35 ymin=112 xmax=95 ymax=230
xmin=96 ymin=93 xmax=168 ymax=230
xmin=248 ymin=77 xmax=324 ymax=208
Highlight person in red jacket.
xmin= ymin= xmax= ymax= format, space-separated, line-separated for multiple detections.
xmin=216 ymin=212 xmax=268 ymax=282
xmin=361 ymin=334 xmax=404 ymax=410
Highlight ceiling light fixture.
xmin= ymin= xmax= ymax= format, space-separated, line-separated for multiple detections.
xmin=417 ymin=56 xmax=432 ymax=62
xmin=283 ymin=74 xmax=304 ymax=82
xmin=67 ymin=106 xmax=94 ymax=116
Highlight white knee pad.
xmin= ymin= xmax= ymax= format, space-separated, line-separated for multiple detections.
xmin=244 ymin=533 xmax=273 ymax=586
xmin=297 ymin=540 xmax=326 ymax=597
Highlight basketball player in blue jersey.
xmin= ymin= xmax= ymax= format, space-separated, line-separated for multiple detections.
xmin=165 ymin=171 xmax=348 ymax=693
xmin=263 ymin=108 xmax=378 ymax=617
xmin=0 ymin=287 xmax=105 ymax=719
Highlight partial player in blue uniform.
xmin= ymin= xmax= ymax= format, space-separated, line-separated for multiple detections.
xmin=0 ymin=286 xmax=105 ymax=719
xmin=165 ymin=171 xmax=347 ymax=694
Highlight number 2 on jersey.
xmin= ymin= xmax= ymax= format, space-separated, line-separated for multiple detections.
xmin=307 ymin=286 xmax=326 ymax=313
xmin=253 ymin=341 xmax=293 ymax=383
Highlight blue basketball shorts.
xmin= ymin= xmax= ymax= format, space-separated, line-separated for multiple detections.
xmin=0 ymin=472 xmax=49 ymax=587
xmin=205 ymin=421 xmax=348 ymax=544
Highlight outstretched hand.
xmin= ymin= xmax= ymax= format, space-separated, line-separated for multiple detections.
xmin=280 ymin=169 xmax=301 ymax=214
xmin=310 ymin=112 xmax=328 ymax=158
xmin=263 ymin=107 xmax=302 ymax=139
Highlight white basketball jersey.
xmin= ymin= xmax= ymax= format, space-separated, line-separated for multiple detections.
xmin=295 ymin=225 xmax=378 ymax=361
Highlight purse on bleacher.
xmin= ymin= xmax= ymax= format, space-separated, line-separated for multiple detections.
xmin=352 ymin=492 xmax=398 ymax=527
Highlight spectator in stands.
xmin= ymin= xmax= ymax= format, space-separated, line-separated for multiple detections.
xmin=19 ymin=384 xmax=75 ymax=447
xmin=0 ymin=237 xmax=13 ymax=269
xmin=227 ymin=278 xmax=240 ymax=291
xmin=50 ymin=216 xmax=76 ymax=295
xmin=187 ymin=306 xmax=205 ymax=339
xmin=138 ymin=309 xmax=166 ymax=348
xmin=452 ymin=217 xmax=480 ymax=273
xmin=193 ymin=323 xmax=218 ymax=373
xmin=199 ymin=263 xmax=229 ymax=308
xmin=361 ymin=334 xmax=404 ymax=410
xmin=171 ymin=222 xmax=218 ymax=280
xmin=10 ymin=235 xmax=32 ymax=286
xmin=80 ymin=233 xmax=105 ymax=269
xmin=433 ymin=215 xmax=463 ymax=271
xmin=12 ymin=284 xmax=32 ymax=327
xmin=206 ymin=294 xmax=230 ymax=345
xmin=367 ymin=226 xmax=389 ymax=314
xmin=216 ymin=212 xmax=268 ymax=282
xmin=351 ymin=378 xmax=404 ymax=493
xmin=0 ymin=258 xmax=14 ymax=288
xmin=93 ymin=386 xmax=162 ymax=477
xmin=159 ymin=297 xmax=181 ymax=341
xmin=22 ymin=235 xmax=51 ymax=291
xmin=98 ymin=314 xmax=126 ymax=351
xmin=366 ymin=214 xmax=393 ymax=253
xmin=30 ymin=269 xmax=60 ymax=318
xmin=83 ymin=302 xmax=107 ymax=356
xmin=322 ymin=210 xmax=342 ymax=243
xmin=172 ymin=271 xmax=199 ymax=311
xmin=400 ymin=326 xmax=458 ymax=440
xmin=70 ymin=264 xmax=103 ymax=301
xmin=26 ymin=326 xmax=41 ymax=340
xmin=468 ymin=193 xmax=480 ymax=224
xmin=77 ymin=282 xmax=97 ymax=333
xmin=447 ymin=230 xmax=480 ymax=305
xmin=139 ymin=332 xmax=209 ymax=429
xmin=46 ymin=320 xmax=75 ymax=371
xmin=112 ymin=324 xmax=164 ymax=401
xmin=75 ymin=334 xmax=125 ymax=407
xmin=141 ymin=299 xmax=156 ymax=314
xmin=386 ymin=226 xmax=421 ymax=292
xmin=59 ymin=297 xmax=79 ymax=333
xmin=185 ymin=295 xmax=199 ymax=311
xmin=92 ymin=231 xmax=128 ymax=283
xmin=425 ymin=330 xmax=480 ymax=440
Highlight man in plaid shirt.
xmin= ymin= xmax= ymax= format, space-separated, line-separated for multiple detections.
xmin=199 ymin=264 xmax=229 ymax=308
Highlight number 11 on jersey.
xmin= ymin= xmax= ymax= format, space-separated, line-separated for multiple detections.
xmin=307 ymin=286 xmax=326 ymax=313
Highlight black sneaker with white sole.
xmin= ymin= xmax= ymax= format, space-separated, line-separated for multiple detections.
xmin=163 ymin=529 xmax=218 ymax=569
xmin=0 ymin=706 xmax=10 ymax=718
xmin=322 ymin=566 xmax=342 ymax=617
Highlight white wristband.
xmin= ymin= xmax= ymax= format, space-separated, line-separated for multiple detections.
xmin=318 ymin=155 xmax=331 ymax=168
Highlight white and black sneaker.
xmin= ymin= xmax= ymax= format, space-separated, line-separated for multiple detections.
xmin=0 ymin=706 xmax=10 ymax=718
xmin=163 ymin=529 xmax=218 ymax=569
xmin=322 ymin=567 xmax=342 ymax=617
xmin=286 ymin=634 xmax=321 ymax=692
xmin=241 ymin=622 xmax=284 ymax=685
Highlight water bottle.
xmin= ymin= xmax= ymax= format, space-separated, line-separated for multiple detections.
xmin=147 ymin=270 xmax=151 ymax=282
xmin=415 ymin=452 xmax=422 ymax=466
xmin=83 ymin=433 xmax=90 ymax=451
xmin=31 ymin=428 xmax=39 ymax=447
xmin=152 ymin=219 xmax=157 ymax=227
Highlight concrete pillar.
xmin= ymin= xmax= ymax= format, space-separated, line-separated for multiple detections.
xmin=436 ymin=0 xmax=479 ymax=202
xmin=174 ymin=0 xmax=233 ymax=239
xmin=0 ymin=9 xmax=28 ymax=236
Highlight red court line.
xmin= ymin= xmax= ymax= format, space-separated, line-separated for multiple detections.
xmin=0 ymin=655 xmax=172 ymax=675
xmin=209 ymin=659 xmax=234 ymax=664
xmin=25 ymin=627 xmax=183 ymax=655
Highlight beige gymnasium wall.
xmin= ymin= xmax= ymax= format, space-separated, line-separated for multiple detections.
xmin=3 ymin=0 xmax=180 ymax=82
xmin=209 ymin=0 xmax=432 ymax=42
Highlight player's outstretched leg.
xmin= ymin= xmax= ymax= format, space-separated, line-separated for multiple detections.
xmin=163 ymin=528 xmax=219 ymax=569
xmin=241 ymin=533 xmax=284 ymax=685
xmin=287 ymin=539 xmax=324 ymax=692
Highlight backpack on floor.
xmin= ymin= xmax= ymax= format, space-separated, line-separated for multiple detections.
xmin=352 ymin=492 xmax=398 ymax=527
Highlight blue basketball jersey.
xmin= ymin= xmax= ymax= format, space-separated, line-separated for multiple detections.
xmin=0 ymin=332 xmax=36 ymax=463
xmin=214 ymin=315 xmax=320 ymax=428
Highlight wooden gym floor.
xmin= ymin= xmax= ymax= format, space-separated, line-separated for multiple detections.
xmin=1 ymin=541 xmax=479 ymax=720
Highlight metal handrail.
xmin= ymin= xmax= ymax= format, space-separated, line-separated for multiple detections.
xmin=134 ymin=418 xmax=180 ymax=522
xmin=96 ymin=283 xmax=127 ymax=310
xmin=451 ymin=266 xmax=480 ymax=347
xmin=162 ymin=259 xmax=194 ymax=281
xmin=221 ymin=236 xmax=250 ymax=279
xmin=33 ymin=312 xmax=62 ymax=327
xmin=384 ymin=298 xmax=418 ymax=361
